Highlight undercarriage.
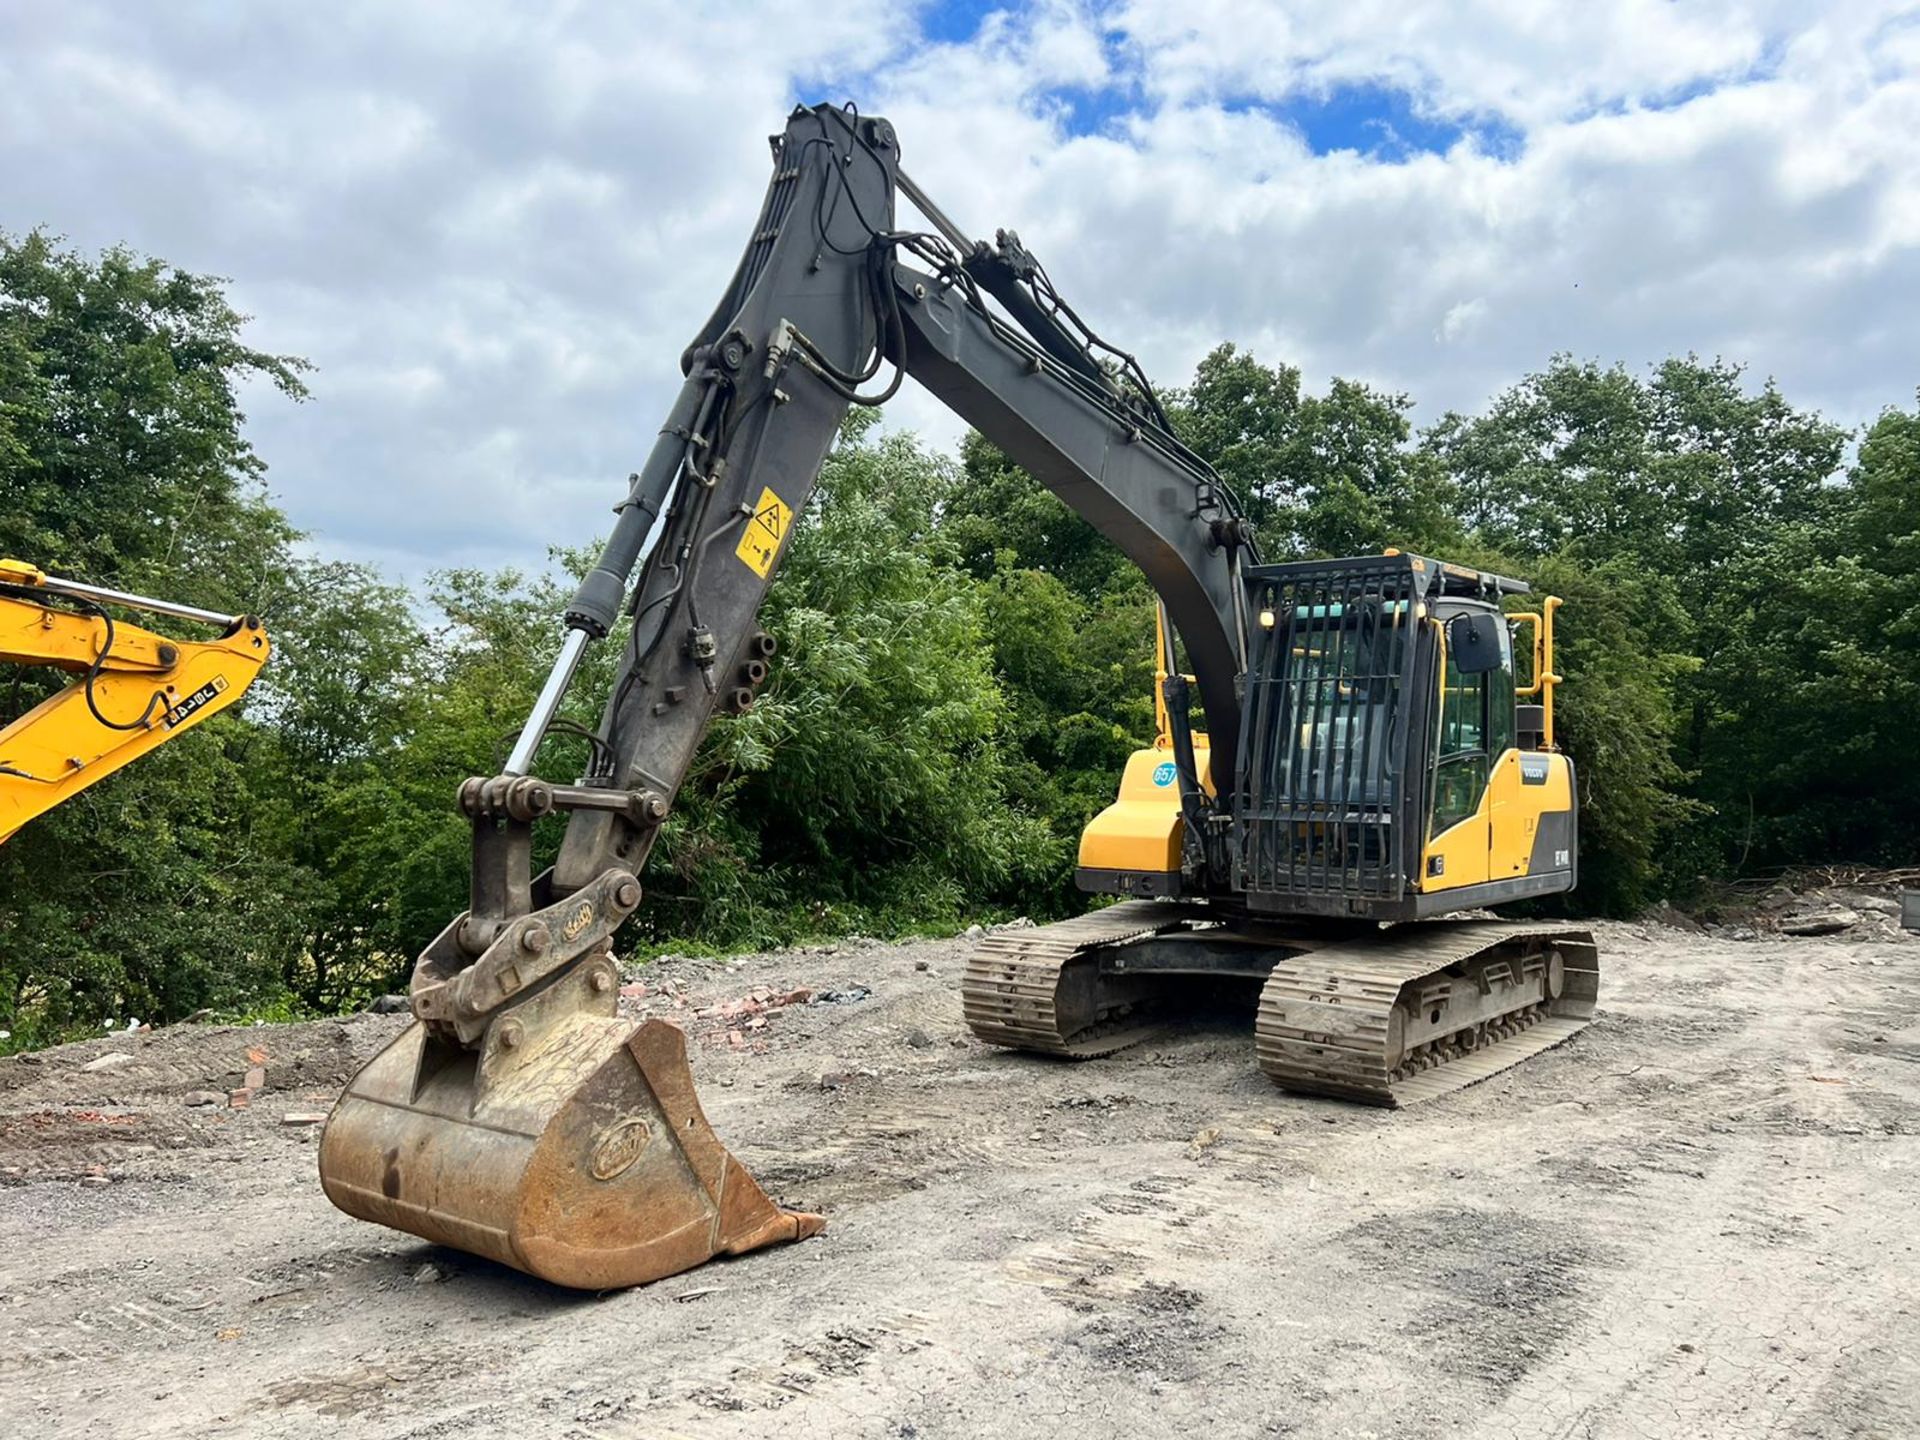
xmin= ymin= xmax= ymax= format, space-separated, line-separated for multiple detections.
xmin=964 ymin=902 xmax=1598 ymax=1105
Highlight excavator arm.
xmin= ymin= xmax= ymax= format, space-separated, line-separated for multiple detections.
xmin=320 ymin=102 xmax=1263 ymax=1289
xmin=0 ymin=559 xmax=269 ymax=843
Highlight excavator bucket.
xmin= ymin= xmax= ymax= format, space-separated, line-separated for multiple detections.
xmin=319 ymin=1010 xmax=822 ymax=1290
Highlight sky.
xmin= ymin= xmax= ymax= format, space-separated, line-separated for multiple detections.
xmin=3 ymin=1 xmax=1917 ymax=585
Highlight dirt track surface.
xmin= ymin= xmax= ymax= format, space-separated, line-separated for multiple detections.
xmin=3 ymin=919 xmax=1917 ymax=1439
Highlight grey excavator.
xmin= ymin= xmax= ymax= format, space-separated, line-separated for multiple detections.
xmin=319 ymin=103 xmax=1598 ymax=1290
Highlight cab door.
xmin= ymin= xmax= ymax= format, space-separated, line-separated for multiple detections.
xmin=1426 ymin=648 xmax=1493 ymax=887
xmin=1423 ymin=610 xmax=1513 ymax=889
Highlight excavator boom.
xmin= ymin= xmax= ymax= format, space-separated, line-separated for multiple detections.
xmin=0 ymin=559 xmax=269 ymax=843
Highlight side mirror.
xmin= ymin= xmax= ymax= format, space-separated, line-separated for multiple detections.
xmin=1447 ymin=613 xmax=1505 ymax=675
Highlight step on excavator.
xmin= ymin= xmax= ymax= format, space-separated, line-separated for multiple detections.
xmin=319 ymin=103 xmax=1598 ymax=1290
xmin=0 ymin=558 xmax=269 ymax=843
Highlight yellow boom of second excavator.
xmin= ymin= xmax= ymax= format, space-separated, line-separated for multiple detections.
xmin=0 ymin=558 xmax=269 ymax=843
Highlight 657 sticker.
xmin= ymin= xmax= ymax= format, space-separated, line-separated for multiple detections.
xmin=163 ymin=675 xmax=229 ymax=729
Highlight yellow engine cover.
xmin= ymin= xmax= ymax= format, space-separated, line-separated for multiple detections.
xmin=1078 ymin=742 xmax=1211 ymax=876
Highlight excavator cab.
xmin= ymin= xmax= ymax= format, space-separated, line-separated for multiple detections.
xmin=1236 ymin=552 xmax=1577 ymax=919
xmin=1080 ymin=552 xmax=1577 ymax=919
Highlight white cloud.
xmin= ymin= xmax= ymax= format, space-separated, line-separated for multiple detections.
xmin=1113 ymin=0 xmax=1787 ymax=125
xmin=1437 ymin=298 xmax=1490 ymax=345
xmin=1 ymin=0 xmax=1915 ymax=585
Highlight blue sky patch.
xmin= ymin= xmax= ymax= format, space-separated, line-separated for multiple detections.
xmin=1043 ymin=80 xmax=1135 ymax=138
xmin=920 ymin=0 xmax=1004 ymax=46
xmin=1239 ymin=82 xmax=1524 ymax=162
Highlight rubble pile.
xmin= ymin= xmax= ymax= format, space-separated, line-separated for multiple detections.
xmin=1651 ymin=867 xmax=1920 ymax=943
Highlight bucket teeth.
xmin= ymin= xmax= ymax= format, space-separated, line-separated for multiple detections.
xmin=319 ymin=1017 xmax=821 ymax=1290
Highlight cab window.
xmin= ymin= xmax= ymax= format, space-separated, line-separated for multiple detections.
xmin=1431 ymin=650 xmax=1489 ymax=834
xmin=1487 ymin=621 xmax=1516 ymax=757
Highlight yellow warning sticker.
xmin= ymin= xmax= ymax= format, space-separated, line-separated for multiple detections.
xmin=735 ymin=485 xmax=792 ymax=578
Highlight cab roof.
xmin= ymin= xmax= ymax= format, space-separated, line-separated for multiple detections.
xmin=1245 ymin=550 xmax=1532 ymax=600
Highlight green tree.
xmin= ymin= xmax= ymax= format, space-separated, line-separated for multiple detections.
xmin=1521 ymin=554 xmax=1699 ymax=912
xmin=671 ymin=418 xmax=1056 ymax=940
xmin=1423 ymin=355 xmax=1850 ymax=896
xmin=1163 ymin=342 xmax=1305 ymax=541
xmin=1166 ymin=344 xmax=1460 ymax=558
xmin=1689 ymin=398 xmax=1920 ymax=868
xmin=0 ymin=229 xmax=309 ymax=608
xmin=250 ymin=560 xmax=436 ymax=1010
xmin=0 ymin=232 xmax=315 ymax=1040
xmin=943 ymin=430 xmax=1132 ymax=597
xmin=977 ymin=564 xmax=1158 ymax=913
xmin=311 ymin=418 xmax=1065 ymax=973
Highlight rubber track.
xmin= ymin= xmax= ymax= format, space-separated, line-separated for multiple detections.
xmin=962 ymin=900 xmax=1208 ymax=1055
xmin=1255 ymin=921 xmax=1600 ymax=1106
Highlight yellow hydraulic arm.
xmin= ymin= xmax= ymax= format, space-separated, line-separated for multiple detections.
xmin=0 ymin=559 xmax=269 ymax=844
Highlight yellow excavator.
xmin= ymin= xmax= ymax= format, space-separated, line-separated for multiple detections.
xmin=318 ymin=103 xmax=1597 ymax=1290
xmin=0 ymin=558 xmax=269 ymax=843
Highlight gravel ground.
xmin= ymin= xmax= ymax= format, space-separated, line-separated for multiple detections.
xmin=1 ymin=917 xmax=1916 ymax=1439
